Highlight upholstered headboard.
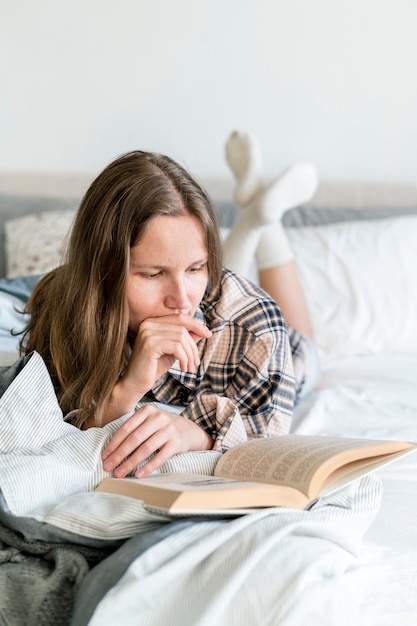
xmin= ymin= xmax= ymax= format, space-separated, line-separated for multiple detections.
xmin=1 ymin=171 xmax=417 ymax=278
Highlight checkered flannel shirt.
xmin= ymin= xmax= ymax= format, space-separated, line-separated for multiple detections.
xmin=150 ymin=269 xmax=302 ymax=452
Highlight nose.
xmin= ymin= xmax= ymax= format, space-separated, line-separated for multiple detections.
xmin=164 ymin=277 xmax=192 ymax=314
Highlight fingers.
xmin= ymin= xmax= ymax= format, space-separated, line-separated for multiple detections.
xmin=108 ymin=315 xmax=212 ymax=428
xmin=164 ymin=314 xmax=212 ymax=339
xmin=139 ymin=322 xmax=201 ymax=372
xmin=132 ymin=315 xmax=212 ymax=382
xmin=101 ymin=405 xmax=212 ymax=479
xmin=147 ymin=314 xmax=212 ymax=346
xmin=134 ymin=445 xmax=175 ymax=478
xmin=102 ymin=407 xmax=185 ymax=478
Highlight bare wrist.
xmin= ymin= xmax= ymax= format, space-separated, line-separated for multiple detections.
xmin=197 ymin=426 xmax=214 ymax=451
xmin=107 ymin=378 xmax=147 ymax=419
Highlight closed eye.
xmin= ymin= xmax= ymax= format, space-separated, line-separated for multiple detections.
xmin=188 ymin=262 xmax=207 ymax=273
xmin=140 ymin=271 xmax=162 ymax=279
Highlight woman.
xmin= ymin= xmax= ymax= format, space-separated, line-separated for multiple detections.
xmin=21 ymin=149 xmax=317 ymax=479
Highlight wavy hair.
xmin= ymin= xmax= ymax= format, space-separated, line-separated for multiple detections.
xmin=21 ymin=151 xmax=223 ymax=427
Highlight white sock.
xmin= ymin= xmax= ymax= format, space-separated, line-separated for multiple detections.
xmin=256 ymin=223 xmax=294 ymax=270
xmin=223 ymin=131 xmax=265 ymax=276
xmin=223 ymin=213 xmax=263 ymax=277
xmin=255 ymin=163 xmax=318 ymax=269
xmin=225 ymin=130 xmax=263 ymax=206
xmin=224 ymin=129 xmax=319 ymax=276
xmin=223 ymin=164 xmax=318 ymax=274
xmin=259 ymin=162 xmax=318 ymax=223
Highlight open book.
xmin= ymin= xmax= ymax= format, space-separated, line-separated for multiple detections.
xmin=95 ymin=434 xmax=416 ymax=513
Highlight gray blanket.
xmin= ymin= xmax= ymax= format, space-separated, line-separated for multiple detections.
xmin=0 ymin=511 xmax=199 ymax=626
xmin=0 ymin=519 xmax=110 ymax=625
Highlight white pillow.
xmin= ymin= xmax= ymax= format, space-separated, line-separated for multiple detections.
xmin=0 ymin=291 xmax=27 ymax=364
xmin=5 ymin=209 xmax=75 ymax=278
xmin=287 ymin=215 xmax=417 ymax=357
xmin=5 ymin=213 xmax=416 ymax=357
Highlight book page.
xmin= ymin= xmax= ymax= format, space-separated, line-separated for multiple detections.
xmin=214 ymin=435 xmax=413 ymax=497
xmin=131 ymin=473 xmax=257 ymax=491
xmin=318 ymin=447 xmax=417 ymax=496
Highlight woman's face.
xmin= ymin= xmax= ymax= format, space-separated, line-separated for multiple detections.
xmin=126 ymin=214 xmax=209 ymax=333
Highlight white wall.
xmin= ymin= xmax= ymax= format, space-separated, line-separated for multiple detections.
xmin=1 ymin=0 xmax=417 ymax=182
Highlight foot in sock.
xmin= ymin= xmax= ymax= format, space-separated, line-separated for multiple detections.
xmin=258 ymin=162 xmax=318 ymax=223
xmin=225 ymin=131 xmax=263 ymax=207
xmin=225 ymin=130 xmax=318 ymax=227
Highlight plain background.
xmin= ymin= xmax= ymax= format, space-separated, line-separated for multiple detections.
xmin=1 ymin=0 xmax=417 ymax=182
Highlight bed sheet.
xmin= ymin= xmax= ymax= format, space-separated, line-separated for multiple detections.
xmin=292 ymin=354 xmax=417 ymax=626
xmin=0 ymin=351 xmax=385 ymax=626
xmin=75 ymin=353 xmax=417 ymax=625
xmin=0 ymin=329 xmax=416 ymax=624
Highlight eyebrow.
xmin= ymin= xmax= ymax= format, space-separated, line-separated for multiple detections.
xmin=131 ymin=257 xmax=209 ymax=270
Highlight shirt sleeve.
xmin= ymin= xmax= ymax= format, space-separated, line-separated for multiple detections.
xmin=181 ymin=324 xmax=296 ymax=452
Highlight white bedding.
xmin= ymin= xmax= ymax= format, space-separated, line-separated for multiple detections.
xmin=0 ymin=352 xmax=383 ymax=626
xmin=1 ymin=180 xmax=417 ymax=624
xmin=293 ymin=354 xmax=417 ymax=625
xmin=86 ymin=482 xmax=380 ymax=626
xmin=0 ymin=350 xmax=416 ymax=625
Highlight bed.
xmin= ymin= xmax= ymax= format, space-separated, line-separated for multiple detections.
xmin=0 ymin=172 xmax=416 ymax=625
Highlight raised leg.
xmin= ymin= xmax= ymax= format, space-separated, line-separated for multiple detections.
xmin=223 ymin=129 xmax=318 ymax=338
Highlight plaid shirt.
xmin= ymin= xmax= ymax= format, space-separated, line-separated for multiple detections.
xmin=151 ymin=269 xmax=298 ymax=452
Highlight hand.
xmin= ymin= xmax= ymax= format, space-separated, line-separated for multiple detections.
xmin=124 ymin=314 xmax=211 ymax=399
xmin=104 ymin=315 xmax=212 ymax=422
xmin=102 ymin=404 xmax=213 ymax=478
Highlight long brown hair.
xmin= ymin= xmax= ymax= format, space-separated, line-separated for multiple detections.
xmin=21 ymin=151 xmax=223 ymax=427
